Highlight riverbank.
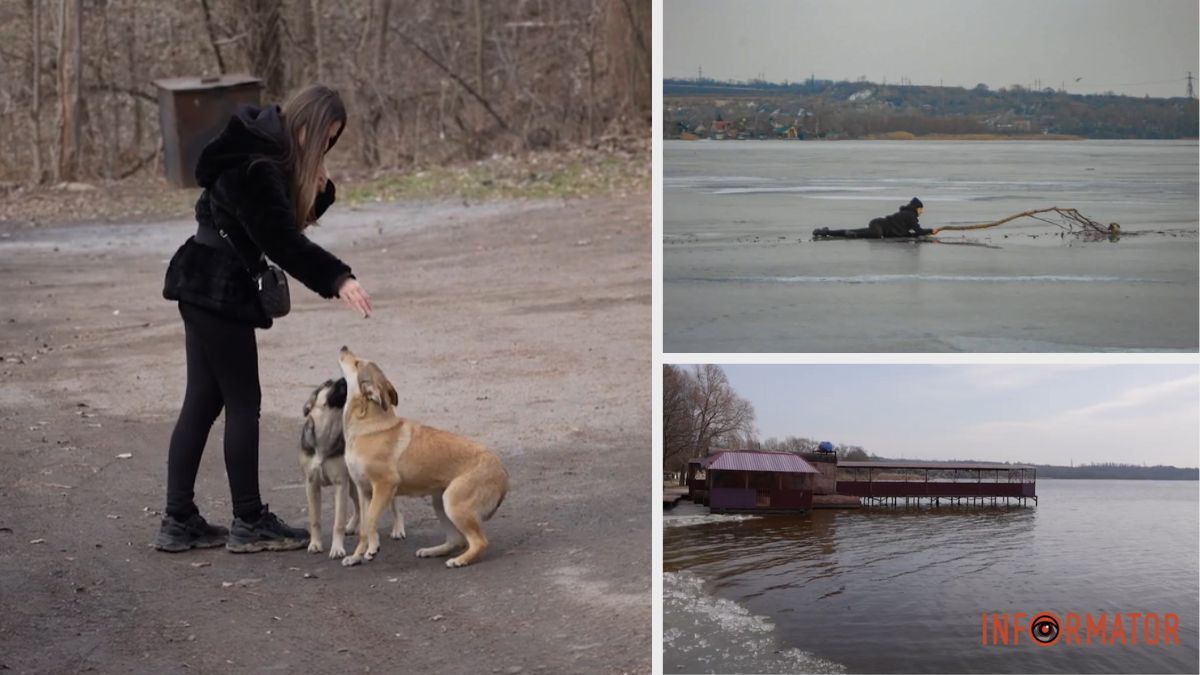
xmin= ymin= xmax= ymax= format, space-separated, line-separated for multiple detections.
xmin=666 ymin=133 xmax=1086 ymax=142
xmin=863 ymin=132 xmax=1085 ymax=141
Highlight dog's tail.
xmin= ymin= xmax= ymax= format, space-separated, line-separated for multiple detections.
xmin=484 ymin=489 xmax=506 ymax=521
xmin=482 ymin=467 xmax=509 ymax=521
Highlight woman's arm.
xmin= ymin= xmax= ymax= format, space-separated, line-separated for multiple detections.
xmin=212 ymin=162 xmax=351 ymax=299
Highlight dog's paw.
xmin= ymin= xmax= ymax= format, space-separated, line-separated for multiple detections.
xmin=344 ymin=519 xmax=358 ymax=535
xmin=307 ymin=540 xmax=324 ymax=554
xmin=446 ymin=556 xmax=471 ymax=568
xmin=341 ymin=554 xmax=363 ymax=567
xmin=364 ymin=548 xmax=378 ymax=562
xmin=390 ymin=528 xmax=406 ymax=540
xmin=328 ymin=544 xmax=346 ymax=559
xmin=415 ymin=547 xmax=440 ymax=558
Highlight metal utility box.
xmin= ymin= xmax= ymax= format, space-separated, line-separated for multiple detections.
xmin=154 ymin=75 xmax=263 ymax=188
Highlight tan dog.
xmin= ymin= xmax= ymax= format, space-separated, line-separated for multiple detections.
xmin=338 ymin=347 xmax=509 ymax=568
xmin=301 ymin=378 xmax=406 ymax=558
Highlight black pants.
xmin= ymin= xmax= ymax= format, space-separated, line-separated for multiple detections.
xmin=166 ymin=302 xmax=263 ymax=521
xmin=823 ymin=224 xmax=933 ymax=239
xmin=825 ymin=220 xmax=885 ymax=239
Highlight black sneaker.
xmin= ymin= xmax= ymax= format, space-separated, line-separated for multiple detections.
xmin=225 ymin=505 xmax=310 ymax=553
xmin=154 ymin=513 xmax=229 ymax=552
xmin=812 ymin=227 xmax=830 ymax=238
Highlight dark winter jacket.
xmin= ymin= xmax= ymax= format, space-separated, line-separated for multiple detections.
xmin=870 ymin=206 xmax=930 ymax=237
xmin=162 ymin=104 xmax=351 ymax=329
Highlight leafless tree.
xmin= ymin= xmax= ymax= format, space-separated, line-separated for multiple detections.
xmin=663 ymin=365 xmax=696 ymax=473
xmin=0 ymin=0 xmax=650 ymax=183
xmin=27 ymin=0 xmax=43 ymax=184
xmin=689 ymin=365 xmax=756 ymax=458
xmin=661 ymin=364 xmax=757 ymax=483
xmin=55 ymin=0 xmax=82 ymax=182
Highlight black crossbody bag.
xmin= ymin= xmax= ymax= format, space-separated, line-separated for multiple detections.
xmin=218 ymin=226 xmax=291 ymax=319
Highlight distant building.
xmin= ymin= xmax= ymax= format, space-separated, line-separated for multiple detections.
xmin=712 ymin=119 xmax=737 ymax=134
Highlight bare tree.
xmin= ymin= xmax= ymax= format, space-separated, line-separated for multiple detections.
xmin=0 ymin=0 xmax=651 ymax=183
xmin=244 ymin=0 xmax=284 ymax=101
xmin=688 ymin=365 xmax=756 ymax=459
xmin=663 ymin=365 xmax=696 ymax=476
xmin=199 ymin=0 xmax=228 ymax=75
xmin=27 ymin=0 xmax=43 ymax=184
xmin=54 ymin=0 xmax=82 ymax=183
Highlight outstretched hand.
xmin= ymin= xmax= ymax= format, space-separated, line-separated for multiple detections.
xmin=338 ymin=278 xmax=372 ymax=318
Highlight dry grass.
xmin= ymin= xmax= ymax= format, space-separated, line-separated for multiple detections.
xmin=0 ymin=147 xmax=649 ymax=227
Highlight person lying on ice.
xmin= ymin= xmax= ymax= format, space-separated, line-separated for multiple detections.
xmin=813 ymin=198 xmax=936 ymax=239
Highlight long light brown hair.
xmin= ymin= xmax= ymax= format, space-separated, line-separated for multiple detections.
xmin=280 ymin=85 xmax=346 ymax=229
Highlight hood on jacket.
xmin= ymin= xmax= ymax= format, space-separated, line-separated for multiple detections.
xmin=195 ymin=104 xmax=290 ymax=188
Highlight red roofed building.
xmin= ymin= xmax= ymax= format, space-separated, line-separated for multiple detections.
xmin=689 ymin=450 xmax=819 ymax=512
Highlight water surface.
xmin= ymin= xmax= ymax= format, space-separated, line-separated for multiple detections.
xmin=664 ymin=140 xmax=1199 ymax=352
xmin=664 ymin=479 xmax=1200 ymax=673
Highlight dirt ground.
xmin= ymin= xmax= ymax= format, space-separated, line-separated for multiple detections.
xmin=0 ymin=192 xmax=650 ymax=673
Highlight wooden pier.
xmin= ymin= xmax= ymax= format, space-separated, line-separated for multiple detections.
xmin=837 ymin=460 xmax=1037 ymax=507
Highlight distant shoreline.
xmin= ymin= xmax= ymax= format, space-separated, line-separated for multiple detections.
xmin=841 ymin=461 xmax=1199 ymax=481
xmin=665 ymin=136 xmax=1197 ymax=142
xmin=1037 ymin=475 xmax=1199 ymax=481
xmin=667 ymin=133 xmax=1092 ymax=142
xmin=862 ymin=132 xmax=1086 ymax=141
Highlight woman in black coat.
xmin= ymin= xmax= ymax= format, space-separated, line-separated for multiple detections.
xmin=157 ymin=84 xmax=371 ymax=553
xmin=813 ymin=198 xmax=933 ymax=239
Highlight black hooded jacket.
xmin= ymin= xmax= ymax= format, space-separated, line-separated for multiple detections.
xmin=162 ymin=104 xmax=351 ymax=328
xmin=871 ymin=206 xmax=927 ymax=237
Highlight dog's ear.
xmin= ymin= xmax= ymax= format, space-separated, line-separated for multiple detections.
xmin=302 ymin=386 xmax=320 ymax=417
xmin=300 ymin=417 xmax=316 ymax=453
xmin=361 ymin=379 xmax=386 ymax=408
xmin=385 ymin=380 xmax=398 ymax=408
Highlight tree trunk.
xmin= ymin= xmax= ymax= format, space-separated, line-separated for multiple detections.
xmin=54 ymin=0 xmax=68 ymax=181
xmin=128 ymin=1 xmax=142 ymax=149
xmin=246 ymin=0 xmax=284 ymax=101
xmin=474 ymin=0 xmax=484 ymax=100
xmin=375 ymin=0 xmax=391 ymax=74
xmin=585 ymin=2 xmax=598 ymax=140
xmin=28 ymin=0 xmax=43 ymax=185
xmin=99 ymin=1 xmax=114 ymax=180
xmin=307 ymin=0 xmax=322 ymax=82
xmin=70 ymin=0 xmax=81 ymax=179
xmin=200 ymin=0 xmax=227 ymax=75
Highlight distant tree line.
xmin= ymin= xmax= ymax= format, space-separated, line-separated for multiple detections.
xmin=664 ymin=77 xmax=1198 ymax=140
xmin=1029 ymin=463 xmax=1198 ymax=480
xmin=756 ymin=436 xmax=872 ymax=461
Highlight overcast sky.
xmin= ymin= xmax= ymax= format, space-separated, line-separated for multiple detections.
xmin=715 ymin=365 xmax=1199 ymax=467
xmin=666 ymin=0 xmax=1199 ymax=98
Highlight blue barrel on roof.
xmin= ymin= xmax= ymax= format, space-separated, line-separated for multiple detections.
xmin=818 ymin=441 xmax=834 ymax=453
